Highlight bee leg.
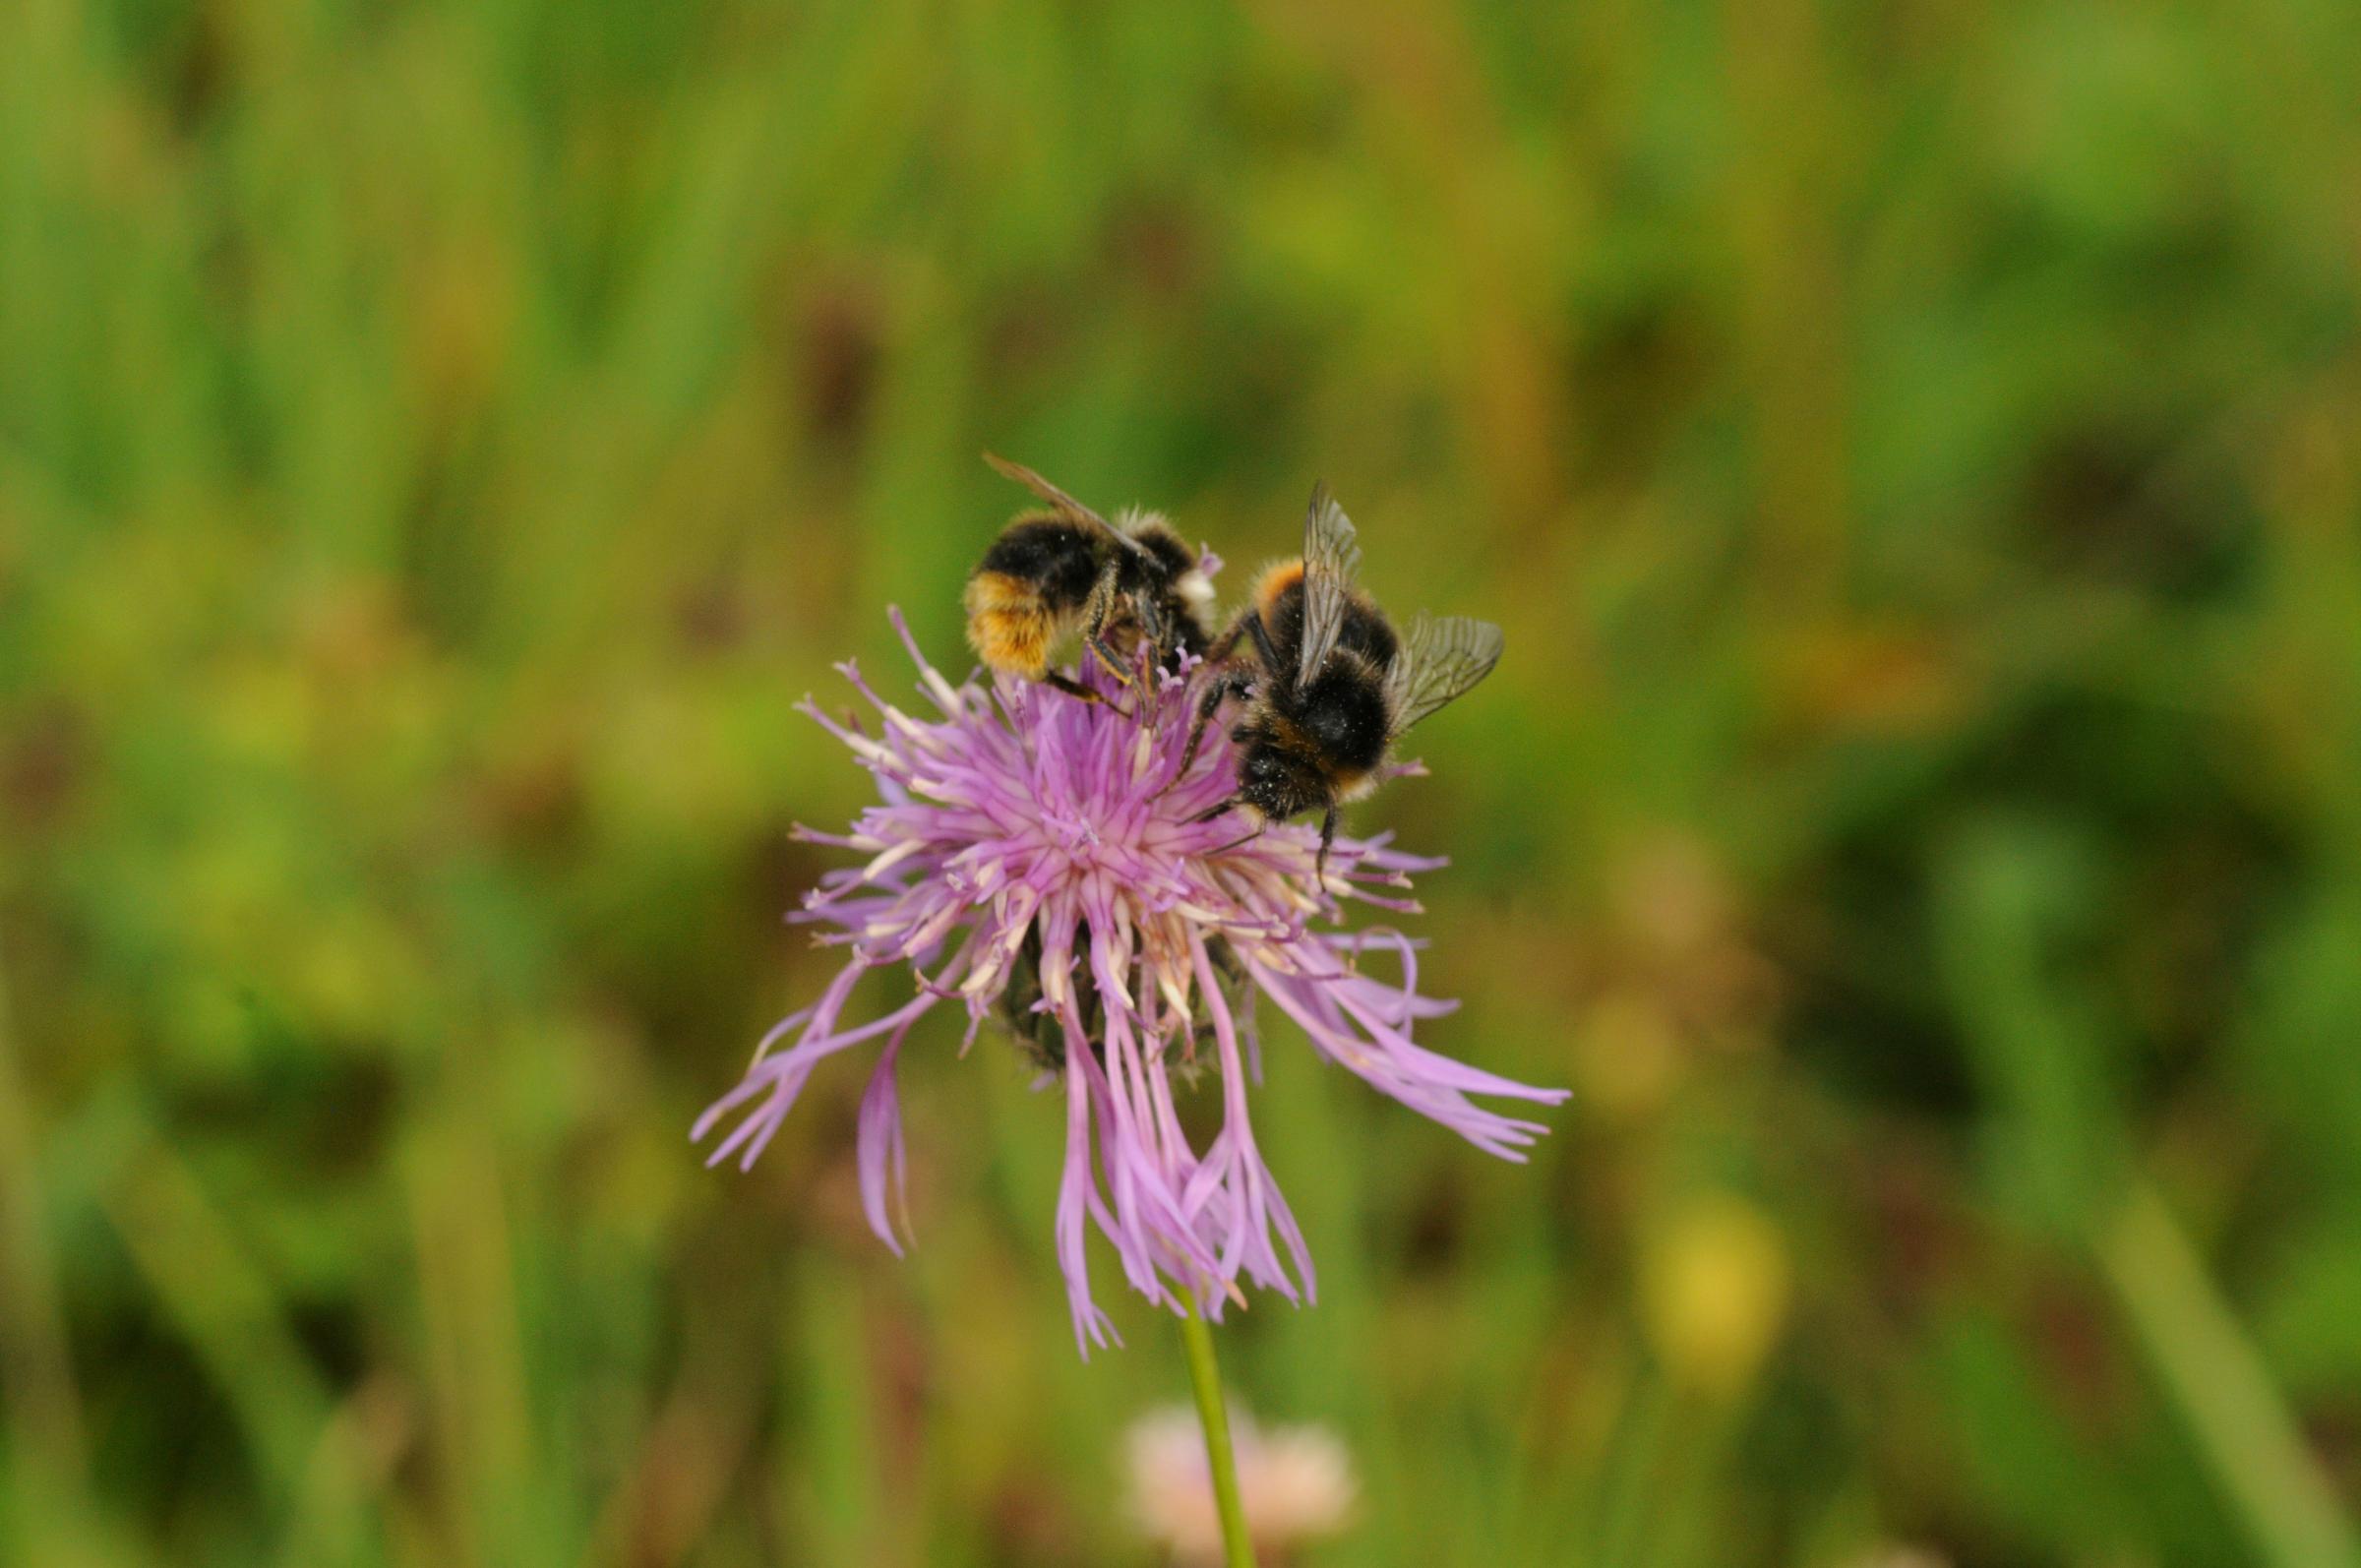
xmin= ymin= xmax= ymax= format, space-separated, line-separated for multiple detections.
xmin=1078 ymin=566 xmax=1136 ymax=690
xmin=1131 ymin=592 xmax=1170 ymax=667
xmin=1206 ymin=824 xmax=1265 ymax=857
xmin=1043 ymin=669 xmax=1130 ymax=717
xmin=1088 ymin=632 xmax=1138 ymax=691
xmin=1244 ymin=610 xmax=1286 ymax=676
xmin=1201 ymin=608 xmax=1255 ymax=667
xmin=1159 ymin=671 xmax=1252 ymax=797
xmin=1314 ymin=805 xmax=1339 ymax=887
xmin=1191 ymin=796 xmax=1241 ymax=825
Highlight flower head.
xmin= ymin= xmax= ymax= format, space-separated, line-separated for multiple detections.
xmin=1125 ymin=1403 xmax=1357 ymax=1562
xmin=695 ymin=607 xmax=1565 ymax=1352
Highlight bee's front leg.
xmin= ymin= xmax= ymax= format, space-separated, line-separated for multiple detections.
xmin=1160 ymin=668 xmax=1255 ymax=796
xmin=1243 ymin=610 xmax=1286 ymax=676
xmin=1201 ymin=607 xmax=1255 ymax=667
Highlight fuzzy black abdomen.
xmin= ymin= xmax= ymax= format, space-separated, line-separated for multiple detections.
xmin=976 ymin=517 xmax=1103 ymax=609
xmin=1297 ymin=669 xmax=1391 ymax=772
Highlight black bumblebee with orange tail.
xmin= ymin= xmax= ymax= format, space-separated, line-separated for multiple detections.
xmin=964 ymin=454 xmax=1215 ymax=704
xmin=1174 ymin=486 xmax=1503 ymax=876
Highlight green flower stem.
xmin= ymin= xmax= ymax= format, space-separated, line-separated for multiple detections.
xmin=1177 ymin=1297 xmax=1256 ymax=1568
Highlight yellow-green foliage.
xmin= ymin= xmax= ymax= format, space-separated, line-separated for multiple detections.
xmin=4 ymin=1 xmax=2360 ymax=1564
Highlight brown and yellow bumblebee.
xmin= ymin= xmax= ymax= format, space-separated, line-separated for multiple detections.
xmin=964 ymin=454 xmax=1215 ymax=703
xmin=1177 ymin=485 xmax=1503 ymax=874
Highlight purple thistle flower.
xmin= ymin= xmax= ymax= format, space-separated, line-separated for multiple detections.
xmin=695 ymin=607 xmax=1566 ymax=1354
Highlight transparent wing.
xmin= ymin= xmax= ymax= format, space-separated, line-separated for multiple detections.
xmin=982 ymin=452 xmax=1149 ymax=558
xmin=1296 ymin=484 xmax=1363 ymax=684
xmin=1384 ymin=613 xmax=1504 ymax=735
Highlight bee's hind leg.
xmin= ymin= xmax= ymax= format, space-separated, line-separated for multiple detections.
xmin=1029 ymin=567 xmax=1139 ymax=715
xmin=1077 ymin=567 xmax=1136 ymax=690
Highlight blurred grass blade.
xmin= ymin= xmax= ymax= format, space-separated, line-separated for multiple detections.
xmin=405 ymin=1114 xmax=552 ymax=1568
xmin=2101 ymin=1183 xmax=2361 ymax=1568
xmin=103 ymin=1134 xmax=375 ymax=1565
xmin=0 ymin=953 xmax=102 ymax=1561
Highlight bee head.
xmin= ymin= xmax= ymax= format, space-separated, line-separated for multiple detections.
xmin=1122 ymin=516 xmax=1189 ymax=573
xmin=1235 ymin=734 xmax=1325 ymax=822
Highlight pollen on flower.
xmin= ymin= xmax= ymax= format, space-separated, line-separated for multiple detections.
xmin=694 ymin=606 xmax=1566 ymax=1354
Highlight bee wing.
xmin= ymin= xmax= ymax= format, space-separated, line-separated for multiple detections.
xmin=982 ymin=452 xmax=1152 ymax=560
xmin=1296 ymin=484 xmax=1364 ymax=684
xmin=1384 ymin=613 xmax=1503 ymax=736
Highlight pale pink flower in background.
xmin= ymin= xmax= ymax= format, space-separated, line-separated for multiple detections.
xmin=1846 ymin=1549 xmax=1952 ymax=1568
xmin=1125 ymin=1403 xmax=1357 ymax=1563
xmin=695 ymin=608 xmax=1565 ymax=1353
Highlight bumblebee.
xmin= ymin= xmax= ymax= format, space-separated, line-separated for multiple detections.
xmin=965 ymin=454 xmax=1215 ymax=703
xmin=1178 ymin=485 xmax=1503 ymax=875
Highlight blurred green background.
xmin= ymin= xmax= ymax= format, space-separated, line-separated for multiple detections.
xmin=5 ymin=0 xmax=2361 ymax=1563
